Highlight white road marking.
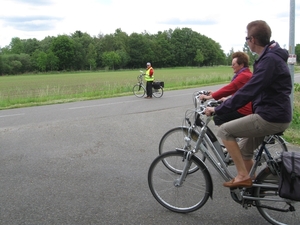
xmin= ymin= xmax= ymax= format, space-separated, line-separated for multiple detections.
xmin=0 ymin=113 xmax=25 ymax=118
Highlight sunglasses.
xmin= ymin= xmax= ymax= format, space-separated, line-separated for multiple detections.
xmin=245 ymin=37 xmax=251 ymax=41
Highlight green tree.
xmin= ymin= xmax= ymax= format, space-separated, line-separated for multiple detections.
xmin=295 ymin=44 xmax=300 ymax=64
xmin=0 ymin=54 xmax=3 ymax=75
xmin=113 ymin=29 xmax=130 ymax=68
xmin=0 ymin=27 xmax=229 ymax=73
xmin=18 ymin=53 xmax=32 ymax=73
xmin=37 ymin=51 xmax=48 ymax=72
xmin=71 ymin=31 xmax=94 ymax=70
xmin=152 ymin=30 xmax=174 ymax=67
xmin=243 ymin=42 xmax=257 ymax=66
xmin=127 ymin=33 xmax=150 ymax=68
xmin=9 ymin=37 xmax=24 ymax=54
xmin=87 ymin=43 xmax=97 ymax=70
xmin=113 ymin=28 xmax=129 ymax=52
xmin=40 ymin=36 xmax=55 ymax=52
xmin=194 ymin=49 xmax=204 ymax=66
xmin=9 ymin=60 xmax=22 ymax=74
xmin=101 ymin=34 xmax=115 ymax=52
xmin=51 ymin=35 xmax=75 ymax=70
xmin=46 ymin=50 xmax=59 ymax=71
xmin=0 ymin=46 xmax=10 ymax=54
xmin=23 ymin=38 xmax=40 ymax=56
xmin=226 ymin=48 xmax=235 ymax=65
xmin=116 ymin=49 xmax=130 ymax=69
xmin=102 ymin=51 xmax=121 ymax=70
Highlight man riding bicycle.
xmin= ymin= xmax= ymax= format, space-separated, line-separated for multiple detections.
xmin=205 ymin=20 xmax=292 ymax=188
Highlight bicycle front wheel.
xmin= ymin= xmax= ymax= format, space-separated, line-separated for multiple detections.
xmin=254 ymin=167 xmax=300 ymax=225
xmin=152 ymin=87 xmax=163 ymax=98
xmin=148 ymin=151 xmax=212 ymax=213
xmin=133 ymin=84 xmax=146 ymax=97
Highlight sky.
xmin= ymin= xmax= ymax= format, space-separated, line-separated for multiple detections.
xmin=0 ymin=0 xmax=299 ymax=54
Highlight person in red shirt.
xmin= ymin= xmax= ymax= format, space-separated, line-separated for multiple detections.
xmin=200 ymin=51 xmax=252 ymax=125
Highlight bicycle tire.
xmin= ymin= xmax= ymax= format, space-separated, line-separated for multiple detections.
xmin=133 ymin=84 xmax=146 ymax=98
xmin=148 ymin=150 xmax=212 ymax=213
xmin=254 ymin=166 xmax=300 ymax=225
xmin=158 ymin=126 xmax=202 ymax=173
xmin=152 ymin=87 xmax=163 ymax=98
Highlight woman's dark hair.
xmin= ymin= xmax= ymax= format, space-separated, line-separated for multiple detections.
xmin=232 ymin=51 xmax=249 ymax=67
xmin=247 ymin=20 xmax=272 ymax=47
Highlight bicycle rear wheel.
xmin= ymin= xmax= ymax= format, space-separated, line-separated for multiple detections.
xmin=133 ymin=84 xmax=146 ymax=97
xmin=264 ymin=135 xmax=287 ymax=155
xmin=254 ymin=166 xmax=300 ymax=225
xmin=255 ymin=135 xmax=287 ymax=174
xmin=152 ymin=87 xmax=163 ymax=98
xmin=148 ymin=150 xmax=212 ymax=213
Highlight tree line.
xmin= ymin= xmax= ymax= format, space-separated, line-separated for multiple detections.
xmin=0 ymin=27 xmax=299 ymax=75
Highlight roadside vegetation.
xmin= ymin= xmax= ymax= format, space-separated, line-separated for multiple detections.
xmin=0 ymin=66 xmax=299 ymax=146
xmin=284 ymin=82 xmax=300 ymax=145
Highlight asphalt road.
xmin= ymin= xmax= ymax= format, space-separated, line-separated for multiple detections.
xmin=1 ymin=75 xmax=300 ymax=225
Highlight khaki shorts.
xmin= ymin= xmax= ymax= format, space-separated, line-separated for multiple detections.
xmin=217 ymin=114 xmax=290 ymax=160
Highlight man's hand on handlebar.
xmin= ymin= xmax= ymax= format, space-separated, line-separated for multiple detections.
xmin=204 ymin=106 xmax=215 ymax=116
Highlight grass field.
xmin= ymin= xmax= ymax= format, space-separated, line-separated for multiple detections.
xmin=0 ymin=66 xmax=299 ymax=146
xmin=0 ymin=67 xmax=233 ymax=109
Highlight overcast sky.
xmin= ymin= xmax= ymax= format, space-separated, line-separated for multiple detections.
xmin=0 ymin=0 xmax=299 ymax=53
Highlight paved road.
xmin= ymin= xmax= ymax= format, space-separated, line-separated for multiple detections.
xmin=1 ymin=76 xmax=300 ymax=225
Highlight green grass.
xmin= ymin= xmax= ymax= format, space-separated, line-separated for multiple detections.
xmin=284 ymin=83 xmax=300 ymax=145
xmin=1 ymin=66 xmax=299 ymax=146
xmin=0 ymin=67 xmax=233 ymax=109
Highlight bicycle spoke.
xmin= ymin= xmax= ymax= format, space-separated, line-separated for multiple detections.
xmin=148 ymin=151 xmax=211 ymax=213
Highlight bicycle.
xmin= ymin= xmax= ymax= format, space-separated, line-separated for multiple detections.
xmin=148 ymin=95 xmax=299 ymax=225
xmin=158 ymin=90 xmax=287 ymax=175
xmin=132 ymin=71 xmax=163 ymax=98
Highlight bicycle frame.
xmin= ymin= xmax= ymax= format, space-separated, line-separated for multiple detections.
xmin=137 ymin=73 xmax=145 ymax=87
xmin=184 ymin=114 xmax=235 ymax=181
xmin=149 ymin=93 xmax=298 ymax=224
xmin=178 ymin=106 xmax=293 ymax=204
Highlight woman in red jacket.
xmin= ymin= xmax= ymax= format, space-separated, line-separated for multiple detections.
xmin=200 ymin=51 xmax=252 ymax=125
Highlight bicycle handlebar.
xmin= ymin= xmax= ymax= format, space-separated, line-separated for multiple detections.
xmin=195 ymin=90 xmax=210 ymax=96
xmin=197 ymin=100 xmax=222 ymax=115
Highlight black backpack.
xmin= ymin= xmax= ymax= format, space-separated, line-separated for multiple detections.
xmin=278 ymin=151 xmax=300 ymax=201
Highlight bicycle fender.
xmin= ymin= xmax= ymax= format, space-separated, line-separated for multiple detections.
xmin=176 ymin=149 xmax=214 ymax=199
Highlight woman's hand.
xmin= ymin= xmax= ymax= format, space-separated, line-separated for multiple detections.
xmin=199 ymin=94 xmax=212 ymax=100
xmin=205 ymin=107 xmax=215 ymax=116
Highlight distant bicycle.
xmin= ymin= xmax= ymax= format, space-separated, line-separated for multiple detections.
xmin=133 ymin=71 xmax=164 ymax=98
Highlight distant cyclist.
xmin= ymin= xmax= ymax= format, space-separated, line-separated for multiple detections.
xmin=144 ymin=62 xmax=154 ymax=99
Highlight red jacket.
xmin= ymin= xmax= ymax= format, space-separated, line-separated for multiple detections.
xmin=212 ymin=67 xmax=252 ymax=116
